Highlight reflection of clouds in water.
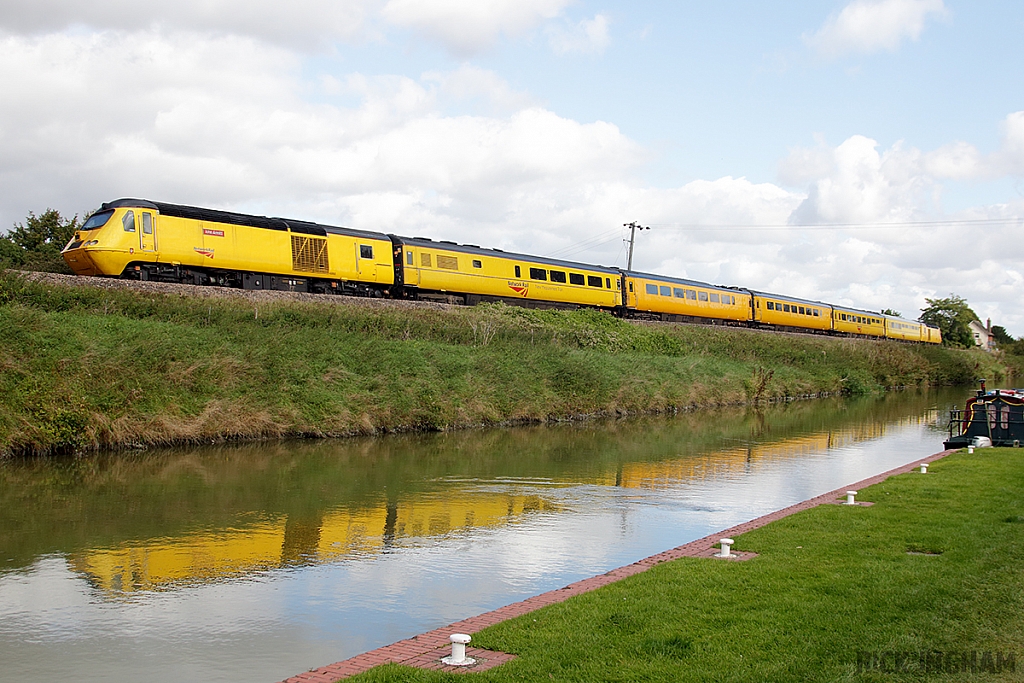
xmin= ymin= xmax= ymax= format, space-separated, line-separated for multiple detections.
xmin=0 ymin=390 xmax=970 ymax=683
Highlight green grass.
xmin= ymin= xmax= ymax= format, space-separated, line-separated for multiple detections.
xmin=349 ymin=448 xmax=1024 ymax=682
xmin=0 ymin=271 xmax=1008 ymax=456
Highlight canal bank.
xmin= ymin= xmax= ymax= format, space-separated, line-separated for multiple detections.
xmin=301 ymin=445 xmax=1023 ymax=682
xmin=0 ymin=271 xmax=1006 ymax=457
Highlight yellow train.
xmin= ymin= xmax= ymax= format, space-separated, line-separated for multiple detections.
xmin=61 ymin=198 xmax=942 ymax=343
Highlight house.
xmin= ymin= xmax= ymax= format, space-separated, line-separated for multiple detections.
xmin=969 ymin=318 xmax=995 ymax=351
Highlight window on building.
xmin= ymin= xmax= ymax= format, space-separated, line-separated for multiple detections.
xmin=569 ymin=273 xmax=585 ymax=285
xmin=588 ymin=275 xmax=603 ymax=287
xmin=550 ymin=270 xmax=566 ymax=283
xmin=530 ymin=267 xmax=547 ymax=280
xmin=360 ymin=245 xmax=373 ymax=259
xmin=646 ymin=283 xmax=659 ymax=295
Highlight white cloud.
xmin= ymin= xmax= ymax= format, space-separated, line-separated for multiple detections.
xmin=0 ymin=0 xmax=381 ymax=48
xmin=546 ymin=14 xmax=611 ymax=55
xmin=380 ymin=0 xmax=570 ymax=55
xmin=806 ymin=0 xmax=947 ymax=58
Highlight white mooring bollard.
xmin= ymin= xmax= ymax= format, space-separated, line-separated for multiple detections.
xmin=717 ymin=538 xmax=734 ymax=558
xmin=441 ymin=634 xmax=475 ymax=667
xmin=919 ymin=463 xmax=928 ymax=474
xmin=845 ymin=491 xmax=858 ymax=506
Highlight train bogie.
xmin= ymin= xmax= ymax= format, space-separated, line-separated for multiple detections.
xmin=394 ymin=237 xmax=621 ymax=308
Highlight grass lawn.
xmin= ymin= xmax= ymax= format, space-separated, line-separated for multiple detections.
xmin=349 ymin=448 xmax=1024 ymax=682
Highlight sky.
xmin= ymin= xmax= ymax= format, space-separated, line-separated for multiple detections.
xmin=1 ymin=0 xmax=1023 ymax=332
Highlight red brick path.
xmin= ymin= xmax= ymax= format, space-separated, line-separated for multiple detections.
xmin=280 ymin=449 xmax=956 ymax=682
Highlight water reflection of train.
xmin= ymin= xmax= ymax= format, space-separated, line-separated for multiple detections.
xmin=68 ymin=421 xmax=906 ymax=596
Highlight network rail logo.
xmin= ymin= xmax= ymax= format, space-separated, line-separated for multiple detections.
xmin=856 ymin=650 xmax=1016 ymax=674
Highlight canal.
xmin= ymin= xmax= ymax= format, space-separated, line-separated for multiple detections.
xmin=0 ymin=387 xmax=968 ymax=682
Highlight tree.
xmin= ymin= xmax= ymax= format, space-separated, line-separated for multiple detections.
xmin=880 ymin=308 xmax=902 ymax=317
xmin=919 ymin=295 xmax=979 ymax=348
xmin=0 ymin=209 xmax=79 ymax=273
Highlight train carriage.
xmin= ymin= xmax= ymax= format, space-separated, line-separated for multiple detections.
xmin=61 ymin=199 xmax=395 ymax=294
xmin=622 ymin=271 xmax=751 ymax=322
xmin=750 ymin=291 xmax=832 ymax=332
xmin=884 ymin=316 xmax=925 ymax=341
xmin=392 ymin=236 xmax=621 ymax=308
xmin=833 ymin=305 xmax=885 ymax=338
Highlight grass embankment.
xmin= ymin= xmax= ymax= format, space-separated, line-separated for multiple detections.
xmin=0 ymin=272 xmax=1006 ymax=456
xmin=355 ymin=448 xmax=1024 ymax=682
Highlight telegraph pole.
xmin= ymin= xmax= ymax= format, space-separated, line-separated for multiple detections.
xmin=624 ymin=222 xmax=649 ymax=271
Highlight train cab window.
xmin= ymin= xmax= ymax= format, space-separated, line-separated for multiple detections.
xmin=588 ymin=275 xmax=603 ymax=287
xmin=142 ymin=213 xmax=153 ymax=235
xmin=698 ymin=291 xmax=708 ymax=301
xmin=686 ymin=290 xmax=696 ymax=300
xmin=569 ymin=273 xmax=585 ymax=285
xmin=550 ymin=270 xmax=566 ymax=283
xmin=709 ymin=293 xmax=720 ymax=303
xmin=421 ymin=253 xmax=432 ymax=267
xmin=659 ymin=285 xmax=670 ymax=296
xmin=515 ymin=265 xmax=521 ymax=278
xmin=646 ymin=283 xmax=659 ymax=295
xmin=673 ymin=288 xmax=685 ymax=298
xmin=407 ymin=251 xmax=414 ymax=265
xmin=122 ymin=211 xmax=136 ymax=232
xmin=360 ymin=245 xmax=373 ymax=259
xmin=530 ymin=268 xmax=547 ymax=280
xmin=83 ymin=209 xmax=114 ymax=230
xmin=472 ymin=259 xmax=482 ymax=269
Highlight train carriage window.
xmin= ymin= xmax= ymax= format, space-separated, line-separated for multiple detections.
xmin=406 ymin=251 xmax=414 ymax=265
xmin=472 ymin=259 xmax=483 ymax=269
xmin=550 ymin=270 xmax=566 ymax=283
xmin=783 ymin=304 xmax=790 ymax=312
xmin=673 ymin=288 xmax=685 ymax=298
xmin=515 ymin=265 xmax=521 ymax=278
xmin=122 ymin=211 xmax=135 ymax=232
xmin=840 ymin=313 xmax=846 ymax=321
xmin=698 ymin=291 xmax=708 ymax=301
xmin=437 ymin=255 xmax=458 ymax=270
xmin=606 ymin=278 xmax=611 ymax=289
xmin=767 ymin=301 xmax=774 ymax=310
xmin=798 ymin=306 xmax=805 ymax=315
xmin=628 ymin=282 xmax=633 ymax=292
xmin=588 ymin=275 xmax=603 ymax=287
xmin=360 ymin=245 xmax=373 ymax=259
xmin=709 ymin=293 xmax=720 ymax=303
xmin=569 ymin=273 xmax=585 ymax=285
xmin=530 ymin=268 xmax=547 ymax=280
xmin=421 ymin=253 xmax=432 ymax=267
xmin=659 ymin=285 xmax=671 ymax=296
xmin=646 ymin=283 xmax=659 ymax=295
xmin=686 ymin=290 xmax=696 ymax=300
xmin=813 ymin=310 xmax=820 ymax=317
